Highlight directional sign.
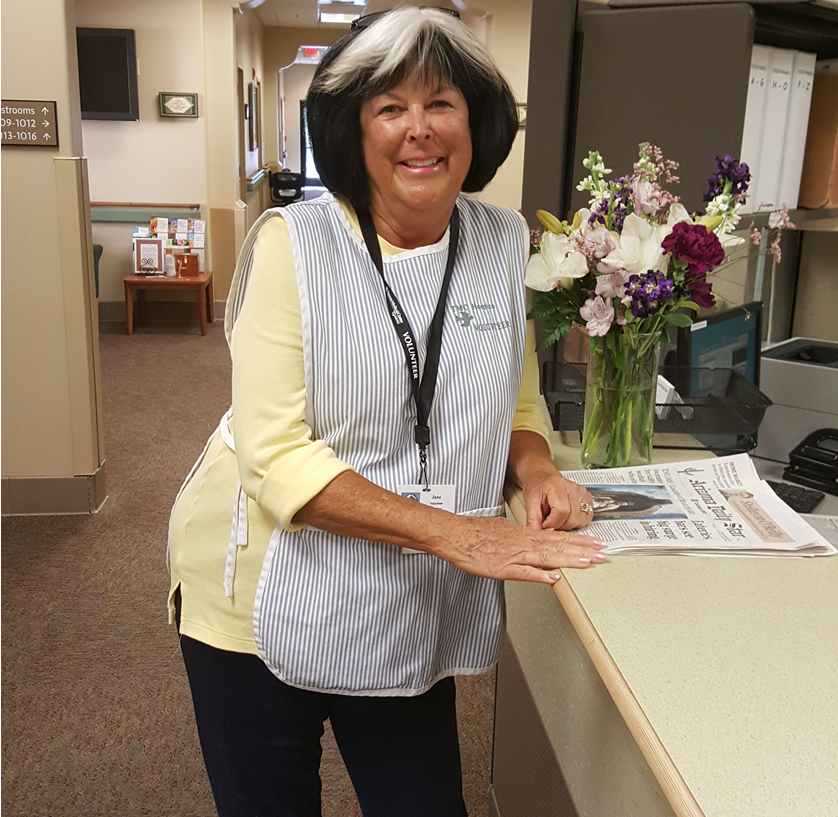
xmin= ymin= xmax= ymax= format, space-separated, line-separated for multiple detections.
xmin=1 ymin=100 xmax=58 ymax=147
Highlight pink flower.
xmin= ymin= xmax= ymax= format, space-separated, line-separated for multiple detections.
xmin=580 ymin=296 xmax=614 ymax=337
xmin=616 ymin=300 xmax=629 ymax=325
xmin=575 ymin=225 xmax=615 ymax=260
xmin=595 ymin=269 xmax=631 ymax=299
xmin=775 ymin=204 xmax=795 ymax=230
xmin=632 ymin=179 xmax=666 ymax=217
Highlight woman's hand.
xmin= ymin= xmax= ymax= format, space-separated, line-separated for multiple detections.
xmin=433 ymin=514 xmax=605 ymax=584
xmin=295 ymin=470 xmax=605 ymax=585
xmin=507 ymin=430 xmax=595 ymax=531
xmin=522 ymin=471 xmax=594 ymax=532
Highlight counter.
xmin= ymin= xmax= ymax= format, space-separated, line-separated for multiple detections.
xmin=490 ymin=431 xmax=838 ymax=817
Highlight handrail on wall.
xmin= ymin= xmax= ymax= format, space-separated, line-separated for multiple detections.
xmin=246 ymin=168 xmax=267 ymax=192
xmin=90 ymin=201 xmax=201 ymax=209
xmin=89 ymin=202 xmax=202 ymax=223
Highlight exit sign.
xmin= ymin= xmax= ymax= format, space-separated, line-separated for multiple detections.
xmin=303 ymin=47 xmax=320 ymax=58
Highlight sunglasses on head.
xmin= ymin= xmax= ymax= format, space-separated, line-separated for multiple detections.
xmin=350 ymin=7 xmax=460 ymax=32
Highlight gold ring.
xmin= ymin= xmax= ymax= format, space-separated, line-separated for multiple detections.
xmin=580 ymin=502 xmax=593 ymax=514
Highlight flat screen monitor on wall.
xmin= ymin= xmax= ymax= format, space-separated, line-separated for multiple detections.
xmin=76 ymin=28 xmax=139 ymax=121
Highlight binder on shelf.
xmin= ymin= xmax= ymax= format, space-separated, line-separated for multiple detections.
xmin=739 ymin=44 xmax=771 ymax=215
xmin=753 ymin=46 xmax=794 ymax=212
xmin=798 ymin=60 xmax=838 ymax=209
xmin=777 ymin=50 xmax=817 ymax=211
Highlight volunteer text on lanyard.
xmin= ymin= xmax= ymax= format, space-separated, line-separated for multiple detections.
xmin=358 ymin=206 xmax=460 ymax=495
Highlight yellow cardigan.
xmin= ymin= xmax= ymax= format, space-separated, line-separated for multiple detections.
xmin=168 ymin=202 xmax=551 ymax=655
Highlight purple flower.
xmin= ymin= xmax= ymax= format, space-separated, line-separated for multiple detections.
xmin=703 ymin=155 xmax=750 ymax=203
xmin=588 ymin=177 xmax=631 ymax=231
xmin=688 ymin=276 xmax=716 ymax=309
xmin=623 ymin=270 xmax=675 ymax=318
xmin=588 ymin=198 xmax=608 ymax=227
xmin=661 ymin=221 xmax=725 ymax=276
xmin=580 ymin=295 xmax=615 ymax=336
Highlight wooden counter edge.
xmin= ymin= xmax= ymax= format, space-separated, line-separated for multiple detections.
xmin=503 ymin=482 xmax=706 ymax=817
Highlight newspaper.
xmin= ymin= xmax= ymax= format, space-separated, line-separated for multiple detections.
xmin=562 ymin=453 xmax=837 ymax=557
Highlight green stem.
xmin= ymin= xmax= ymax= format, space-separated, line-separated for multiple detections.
xmin=582 ymin=332 xmax=660 ymax=469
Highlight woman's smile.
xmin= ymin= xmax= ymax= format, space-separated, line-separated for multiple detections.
xmin=360 ymin=76 xmax=472 ymax=247
xmin=399 ymin=156 xmax=444 ymax=171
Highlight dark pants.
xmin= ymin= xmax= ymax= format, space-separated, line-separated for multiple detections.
xmin=176 ymin=597 xmax=468 ymax=817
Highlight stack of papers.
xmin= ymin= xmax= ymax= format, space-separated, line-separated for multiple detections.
xmin=564 ymin=454 xmax=837 ymax=557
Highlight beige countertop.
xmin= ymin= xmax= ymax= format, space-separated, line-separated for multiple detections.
xmin=505 ymin=430 xmax=838 ymax=817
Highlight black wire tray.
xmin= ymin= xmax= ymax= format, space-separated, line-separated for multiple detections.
xmin=542 ymin=362 xmax=772 ymax=454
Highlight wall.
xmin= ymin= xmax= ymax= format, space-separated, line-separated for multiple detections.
xmin=279 ymin=63 xmax=317 ymax=176
xmin=235 ymin=8 xmax=265 ymax=179
xmin=235 ymin=7 xmax=270 ymax=232
xmin=77 ymin=0 xmax=208 ymax=205
xmin=792 ymin=232 xmax=838 ymax=342
xmin=204 ymin=0 xmax=247 ymax=300
xmin=262 ymin=25 xmax=344 ymax=173
xmin=463 ymin=0 xmax=533 ymax=211
xmin=76 ymin=0 xmax=211 ymax=305
xmin=1 ymin=0 xmax=106 ymax=513
xmin=79 ymin=0 xmax=256 ymax=306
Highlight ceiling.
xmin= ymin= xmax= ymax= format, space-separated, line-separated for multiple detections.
xmin=242 ymin=0 xmax=473 ymax=28
xmin=244 ymin=0 xmax=361 ymax=28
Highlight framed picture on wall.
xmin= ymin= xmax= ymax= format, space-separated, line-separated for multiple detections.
xmin=159 ymin=92 xmax=198 ymax=118
xmin=248 ymin=82 xmax=260 ymax=151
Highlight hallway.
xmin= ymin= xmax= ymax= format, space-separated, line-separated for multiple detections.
xmin=1 ymin=323 xmax=495 ymax=816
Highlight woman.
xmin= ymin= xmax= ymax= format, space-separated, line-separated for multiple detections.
xmin=590 ymin=488 xmax=674 ymax=519
xmin=168 ymin=8 xmax=605 ymax=816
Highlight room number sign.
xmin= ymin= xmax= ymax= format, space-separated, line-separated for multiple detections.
xmin=1 ymin=100 xmax=58 ymax=147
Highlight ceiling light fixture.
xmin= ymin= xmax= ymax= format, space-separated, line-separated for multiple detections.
xmin=318 ymin=1 xmax=366 ymax=24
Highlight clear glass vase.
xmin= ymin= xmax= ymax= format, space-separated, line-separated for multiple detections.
xmin=581 ymin=332 xmax=661 ymax=469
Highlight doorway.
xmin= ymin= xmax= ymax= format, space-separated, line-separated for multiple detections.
xmin=299 ymin=101 xmax=321 ymax=186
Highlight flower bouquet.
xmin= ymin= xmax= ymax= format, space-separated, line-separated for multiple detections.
xmin=526 ymin=143 xmax=791 ymax=468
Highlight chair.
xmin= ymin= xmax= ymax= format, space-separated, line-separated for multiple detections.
xmin=269 ymin=169 xmax=304 ymax=207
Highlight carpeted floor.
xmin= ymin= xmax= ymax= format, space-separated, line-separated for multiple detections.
xmin=1 ymin=320 xmax=496 ymax=817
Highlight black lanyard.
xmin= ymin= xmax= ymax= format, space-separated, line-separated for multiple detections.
xmin=357 ymin=206 xmax=460 ymax=487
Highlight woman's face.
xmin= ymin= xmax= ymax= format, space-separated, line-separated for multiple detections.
xmin=360 ymin=75 xmax=472 ymax=222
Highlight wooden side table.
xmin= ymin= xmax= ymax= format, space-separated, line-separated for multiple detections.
xmin=124 ymin=271 xmax=215 ymax=335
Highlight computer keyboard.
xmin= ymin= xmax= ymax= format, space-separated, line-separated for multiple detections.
xmin=766 ymin=480 xmax=825 ymax=514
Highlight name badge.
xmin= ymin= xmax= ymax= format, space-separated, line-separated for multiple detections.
xmin=398 ymin=484 xmax=456 ymax=512
xmin=397 ymin=484 xmax=456 ymax=554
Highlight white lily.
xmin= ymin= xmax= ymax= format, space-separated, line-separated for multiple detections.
xmin=666 ymin=202 xmax=692 ymax=227
xmin=598 ymin=213 xmax=671 ymax=276
xmin=525 ymin=231 xmax=589 ymax=292
xmin=569 ymin=208 xmax=592 ymax=233
xmin=719 ymin=232 xmax=746 ymax=249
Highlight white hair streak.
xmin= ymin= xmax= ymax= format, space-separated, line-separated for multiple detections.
xmin=314 ymin=6 xmax=500 ymax=94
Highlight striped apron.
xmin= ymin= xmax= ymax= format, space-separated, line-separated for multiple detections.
xmin=248 ymin=193 xmax=530 ymax=695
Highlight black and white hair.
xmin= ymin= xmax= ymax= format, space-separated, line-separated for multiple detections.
xmin=305 ymin=7 xmax=519 ymax=211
